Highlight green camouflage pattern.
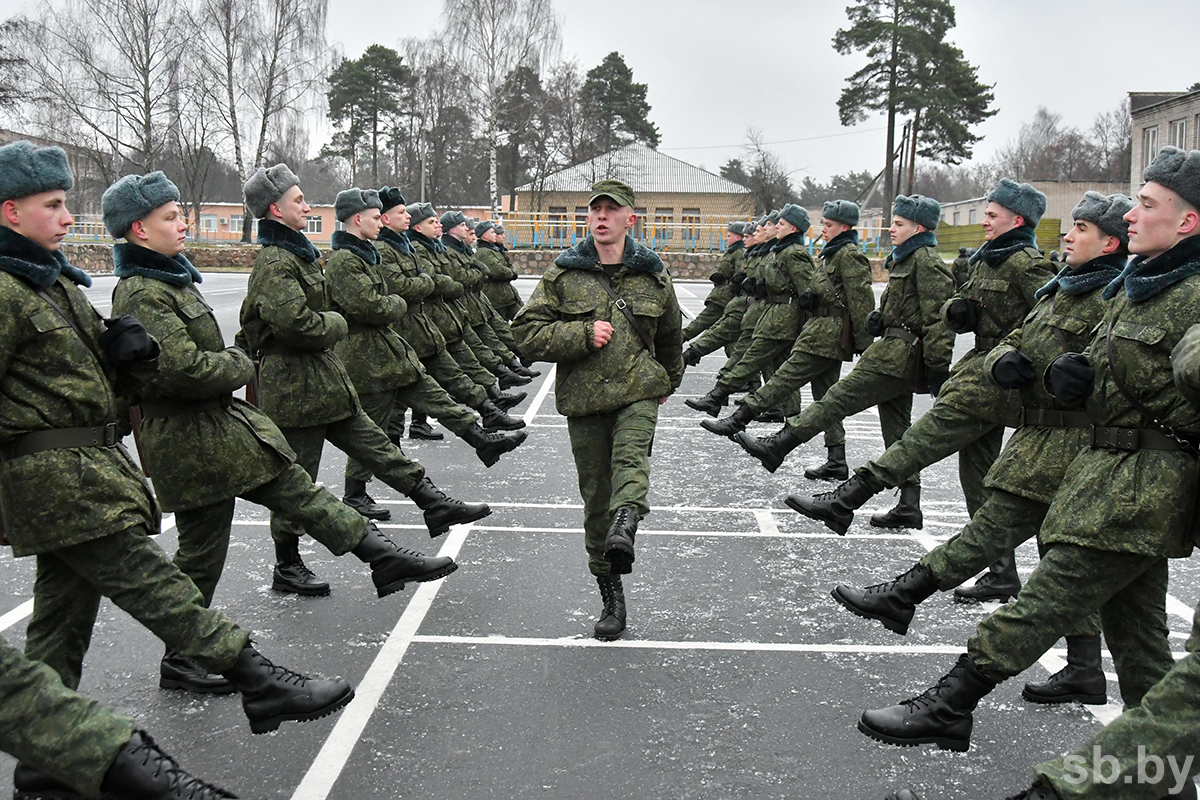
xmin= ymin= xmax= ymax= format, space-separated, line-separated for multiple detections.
xmin=795 ymin=238 xmax=875 ymax=360
xmin=410 ymin=236 xmax=468 ymax=340
xmin=376 ymin=234 xmax=446 ymax=358
xmin=688 ymin=294 xmax=748 ymax=356
xmin=739 ymin=248 xmax=771 ymax=333
xmin=684 ymin=244 xmax=744 ymax=341
xmin=112 ymin=274 xmax=294 ymax=511
xmin=943 ymin=246 xmax=1055 ymax=344
xmin=442 ymin=241 xmax=490 ymax=327
xmin=751 ymin=237 xmax=813 ymax=342
xmin=1040 ymin=273 xmax=1200 ymax=558
xmin=1172 ymin=323 xmax=1200 ymax=404
xmin=476 ymin=243 xmax=522 ymax=317
xmin=952 ymin=253 xmax=971 ymax=289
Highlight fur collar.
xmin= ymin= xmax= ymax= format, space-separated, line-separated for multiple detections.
xmin=442 ymin=235 xmax=473 ymax=256
xmin=1035 ymin=254 xmax=1124 ymax=299
xmin=257 ymin=219 xmax=320 ymax=263
xmin=887 ymin=230 xmax=938 ymax=268
xmin=1104 ymin=235 xmax=1200 ymax=302
xmin=478 ymin=240 xmax=503 ymax=253
xmin=553 ymin=234 xmax=664 ymax=273
xmin=377 ymin=227 xmax=411 ymax=255
xmin=331 ymin=230 xmax=380 ymax=265
xmin=820 ymin=229 xmax=858 ymax=259
xmin=408 ymin=228 xmax=446 ymax=254
xmin=970 ymin=226 xmax=1038 ymax=268
xmin=0 ymin=227 xmax=91 ymax=289
xmin=771 ymin=231 xmax=805 ymax=253
xmin=113 ymin=242 xmax=202 ymax=287
xmin=726 ymin=240 xmax=744 ymax=254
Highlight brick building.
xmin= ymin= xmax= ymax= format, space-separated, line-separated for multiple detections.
xmin=1130 ymin=89 xmax=1200 ymax=189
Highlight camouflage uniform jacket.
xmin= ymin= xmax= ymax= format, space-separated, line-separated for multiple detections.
xmin=408 ymin=230 xmax=467 ymax=340
xmin=237 ymin=219 xmax=359 ymax=428
xmin=1041 ymin=237 xmax=1200 ymax=558
xmin=326 ymin=231 xmax=423 ymax=394
xmin=442 ymin=235 xmax=490 ymax=327
xmin=857 ymin=236 xmax=955 ymax=380
xmin=795 ymin=232 xmax=875 ymax=361
xmin=751 ymin=233 xmax=813 ymax=342
xmin=1173 ymin=323 xmax=1200 ymax=405
xmin=110 ymin=243 xmax=293 ymax=511
xmin=0 ymin=228 xmax=158 ymax=555
xmin=376 ymin=228 xmax=445 ymax=359
xmin=513 ymin=234 xmax=684 ymax=416
xmin=476 ymin=241 xmax=522 ymax=312
xmin=740 ymin=244 xmax=771 ymax=333
xmin=682 ymin=242 xmax=742 ymax=341
xmin=980 ymin=256 xmax=1123 ymax=504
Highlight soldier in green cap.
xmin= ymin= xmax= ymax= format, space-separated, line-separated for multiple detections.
xmin=513 ymin=179 xmax=684 ymax=641
xmin=238 ymin=168 xmax=491 ymax=595
xmin=0 ymin=143 xmax=356 ymax=786
xmin=952 ymin=245 xmax=972 ymax=289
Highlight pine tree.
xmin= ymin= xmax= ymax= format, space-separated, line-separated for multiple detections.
xmin=579 ymin=52 xmax=660 ymax=158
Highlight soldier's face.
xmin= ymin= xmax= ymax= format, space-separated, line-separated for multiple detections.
xmin=981 ymin=202 xmax=1021 ymax=240
xmin=761 ymin=221 xmax=778 ymax=239
xmin=449 ymin=222 xmax=469 ymax=240
xmin=889 ymin=215 xmax=922 ymax=246
xmin=482 ymin=228 xmax=499 ymax=243
xmin=272 ymin=185 xmax=311 ymax=231
xmin=356 ymin=208 xmax=383 ymax=240
xmin=821 ymin=218 xmax=850 ymax=241
xmin=131 ymin=201 xmax=189 ymax=257
xmin=413 ymin=217 xmax=439 ymax=238
xmin=1061 ymin=219 xmax=1114 ymax=267
xmin=724 ymin=231 xmax=741 ymax=246
xmin=382 ymin=205 xmax=411 ymax=232
xmin=1 ymin=190 xmax=74 ymax=251
xmin=776 ymin=220 xmax=797 ymax=239
xmin=1125 ymin=181 xmax=1200 ymax=259
xmin=587 ymin=198 xmax=634 ymax=246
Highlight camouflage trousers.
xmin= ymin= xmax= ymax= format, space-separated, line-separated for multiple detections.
xmin=743 ymin=348 xmax=844 ymax=445
xmin=716 ymin=334 xmax=789 ymax=394
xmin=1035 ymin=597 xmax=1200 ymax=799
xmin=446 ymin=332 xmax=498 ymax=387
xmin=689 ymin=301 xmax=746 ymax=357
xmin=463 ymin=323 xmax=504 ymax=373
xmin=859 ymin=400 xmax=1004 ymax=517
xmin=472 ymin=320 xmax=515 ymax=364
xmin=919 ymin=487 xmax=1100 ymax=637
xmin=682 ymin=301 xmax=725 ymax=342
xmin=347 ymin=378 xmax=476 ymax=483
xmin=271 ymin=413 xmax=426 ymax=545
xmin=968 ymin=543 xmax=1173 ymax=707
xmin=0 ymin=635 xmax=135 ymax=798
xmin=486 ymin=303 xmax=519 ymax=354
xmin=24 ymin=524 xmax=248 ymax=692
xmin=423 ymin=349 xmax=489 ymax=409
xmin=785 ymin=369 xmax=918 ymax=487
xmin=567 ymin=399 xmax=659 ymax=577
xmin=176 ymin=464 xmax=368 ymax=606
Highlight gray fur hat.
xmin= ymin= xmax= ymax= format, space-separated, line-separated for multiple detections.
xmin=101 ymin=171 xmax=180 ymax=238
xmin=1071 ymin=191 xmax=1133 ymax=246
xmin=892 ymin=194 xmax=941 ymax=230
xmin=0 ymin=140 xmax=73 ymax=203
xmin=440 ymin=210 xmax=467 ymax=229
xmin=407 ymin=202 xmax=436 ymax=226
xmin=766 ymin=210 xmax=781 ymax=225
xmin=987 ymin=178 xmax=1046 ymax=228
xmin=334 ymin=188 xmax=382 ymax=222
xmin=779 ymin=203 xmax=810 ymax=232
xmin=378 ymin=186 xmax=406 ymax=213
xmin=726 ymin=221 xmax=744 ymax=234
xmin=1143 ymin=146 xmax=1200 ymax=210
xmin=242 ymin=163 xmax=300 ymax=219
xmin=822 ymin=199 xmax=860 ymax=227
xmin=475 ymin=220 xmax=496 ymax=237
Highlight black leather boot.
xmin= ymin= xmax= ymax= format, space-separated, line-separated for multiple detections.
xmin=754 ymin=407 xmax=785 ymax=423
xmin=272 ymin=537 xmax=330 ymax=596
xmin=508 ymin=357 xmax=540 ymax=378
xmin=1022 ymin=634 xmax=1107 ymax=705
xmin=786 ymin=474 xmax=877 ymax=535
xmin=477 ymin=398 xmax=526 ymax=431
xmin=461 ymin=422 xmax=527 ymax=467
xmin=159 ymin=649 xmax=235 ymax=694
xmin=804 ymin=443 xmax=849 ymax=480
xmin=408 ymin=413 xmax=444 ymax=440
xmin=954 ymin=551 xmax=1021 ymax=603
xmin=487 ymin=382 xmax=527 ymax=411
xmin=342 ymin=477 xmax=392 ymax=521
xmin=731 ymin=426 xmax=803 ymax=473
xmin=13 ymin=764 xmax=86 ymax=799
xmin=831 ymin=564 xmax=938 ymax=635
xmin=220 ymin=645 xmax=354 ymax=734
xmin=352 ymin=522 xmax=458 ymax=597
xmin=684 ymin=385 xmax=730 ymax=416
xmin=496 ymin=363 xmax=531 ymax=388
xmin=700 ymin=403 xmax=754 ymax=436
xmin=594 ymin=575 xmax=627 ymax=641
xmin=603 ymin=506 xmax=639 ymax=574
xmin=858 ymin=653 xmax=996 ymax=752
xmin=870 ymin=484 xmax=923 ymax=529
xmin=98 ymin=730 xmax=238 ymax=799
xmin=408 ymin=476 xmax=492 ymax=537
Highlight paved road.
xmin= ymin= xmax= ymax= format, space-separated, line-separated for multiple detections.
xmin=1 ymin=276 xmax=1197 ymax=799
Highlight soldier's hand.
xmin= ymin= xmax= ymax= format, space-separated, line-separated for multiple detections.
xmin=926 ymin=370 xmax=950 ymax=397
xmin=99 ymin=315 xmax=158 ymax=363
xmin=1046 ymin=353 xmax=1094 ymax=404
xmin=945 ymin=298 xmax=980 ymax=332
xmin=730 ymin=270 xmax=747 ymax=289
xmin=754 ymin=278 xmax=768 ymax=298
xmin=592 ymin=320 xmax=614 ymax=349
xmin=797 ymin=290 xmax=820 ymax=311
xmin=682 ymin=347 xmax=702 ymax=367
xmin=864 ymin=310 xmax=884 ymax=338
xmin=992 ymin=350 xmax=1035 ymax=389
xmin=709 ymin=270 xmax=727 ymax=286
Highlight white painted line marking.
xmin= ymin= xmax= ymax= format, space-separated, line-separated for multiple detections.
xmin=523 ymin=363 xmax=556 ymax=426
xmin=754 ymin=509 xmax=781 ymax=537
xmin=289 ymin=524 xmax=473 ymax=800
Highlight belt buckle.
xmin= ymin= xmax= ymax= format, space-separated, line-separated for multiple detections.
xmin=615 ymin=298 xmax=627 ymax=310
xmin=103 ymin=422 xmax=118 ymax=447
xmin=1119 ymin=428 xmax=1139 ymax=450
xmin=1089 ymin=425 xmax=1100 ymax=448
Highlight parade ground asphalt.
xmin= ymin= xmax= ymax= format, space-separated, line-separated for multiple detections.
xmin=2 ymin=272 xmax=1198 ymax=800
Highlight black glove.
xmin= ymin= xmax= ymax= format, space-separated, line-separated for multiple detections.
xmin=991 ymin=350 xmax=1035 ymax=389
xmin=945 ymin=298 xmax=981 ymax=332
xmin=730 ymin=271 xmax=747 ymax=291
xmin=797 ymin=290 xmax=820 ymax=311
xmin=1046 ymin=353 xmax=1095 ymax=405
xmin=98 ymin=315 xmax=157 ymax=363
xmin=926 ymin=370 xmax=950 ymax=397
xmin=865 ymin=310 xmax=884 ymax=338
xmin=682 ymin=347 xmax=702 ymax=367
xmin=754 ymin=278 xmax=768 ymax=298
xmin=709 ymin=270 xmax=727 ymax=287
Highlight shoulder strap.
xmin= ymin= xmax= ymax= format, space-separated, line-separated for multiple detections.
xmin=594 ymin=272 xmax=656 ymax=358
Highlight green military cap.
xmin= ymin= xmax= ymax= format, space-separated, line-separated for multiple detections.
xmin=334 ymin=188 xmax=382 ymax=222
xmin=440 ymin=209 xmax=467 ymax=229
xmin=767 ymin=210 xmax=781 ymax=224
xmin=0 ymin=141 xmax=73 ymax=202
xmin=892 ymin=194 xmax=941 ymax=230
xmin=243 ymin=163 xmax=299 ymax=219
xmin=587 ymin=179 xmax=635 ymax=209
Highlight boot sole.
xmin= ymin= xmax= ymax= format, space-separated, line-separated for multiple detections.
xmin=804 ymin=468 xmax=849 ymax=481
xmin=699 ymin=420 xmax=745 ymax=436
xmin=342 ymin=501 xmax=392 ymax=521
xmin=952 ymin=591 xmax=1017 ymax=604
xmin=476 ymin=432 xmax=528 ymax=468
xmin=409 ymin=432 xmax=445 ymax=440
xmin=271 ymin=580 xmax=331 ymax=597
xmin=856 ymin=718 xmax=969 ymax=752
xmin=594 ymin=627 xmax=625 ymax=642
xmin=684 ymin=400 xmax=723 ymax=417
xmin=784 ymin=496 xmax=850 ymax=535
xmin=869 ymin=517 xmax=923 ymax=530
xmin=248 ymin=685 xmax=356 ymax=734
xmin=1021 ymin=687 xmax=1107 ymax=705
xmin=376 ymin=561 xmax=459 ymax=598
xmin=483 ymin=420 xmax=526 ymax=431
xmin=428 ymin=506 xmax=493 ymax=538
xmin=604 ymin=542 xmax=635 ymax=574
xmin=159 ymin=677 xmax=237 ymax=695
xmin=830 ymin=587 xmax=909 ymax=635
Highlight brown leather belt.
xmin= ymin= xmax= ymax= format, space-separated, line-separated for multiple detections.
xmin=1 ymin=423 xmax=119 ymax=461
xmin=1089 ymin=426 xmax=1197 ymax=453
xmin=139 ymin=395 xmax=232 ymax=420
xmin=974 ymin=335 xmax=1000 ymax=352
xmin=1019 ymin=407 xmax=1091 ymax=429
xmin=884 ymin=326 xmax=918 ymax=344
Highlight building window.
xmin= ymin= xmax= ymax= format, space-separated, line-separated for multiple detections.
xmin=1171 ymin=119 xmax=1187 ymax=149
xmin=953 ymin=211 xmax=961 ymax=226
xmin=574 ymin=206 xmax=588 ymax=238
xmin=305 ymin=215 xmax=323 ymax=234
xmin=968 ymin=208 xmax=977 ymax=225
xmin=681 ymin=208 xmax=701 ymax=238
xmin=654 ymin=208 xmax=673 ymax=244
xmin=1143 ymin=126 xmax=1160 ymax=170
xmin=633 ymin=207 xmax=647 ymax=240
xmin=547 ymin=206 xmax=566 ymax=240
xmin=229 ymin=214 xmax=244 ymax=234
xmin=199 ymin=215 xmax=218 ymax=232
